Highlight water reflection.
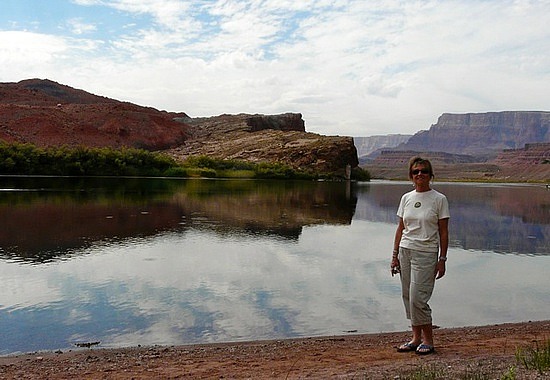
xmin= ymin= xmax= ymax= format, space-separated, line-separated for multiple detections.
xmin=354 ymin=181 xmax=550 ymax=255
xmin=0 ymin=177 xmax=548 ymax=355
xmin=0 ymin=177 xmax=356 ymax=262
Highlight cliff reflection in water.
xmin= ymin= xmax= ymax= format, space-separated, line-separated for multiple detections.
xmin=1 ymin=177 xmax=548 ymax=355
xmin=353 ymin=181 xmax=549 ymax=255
xmin=0 ymin=177 xmax=357 ymax=263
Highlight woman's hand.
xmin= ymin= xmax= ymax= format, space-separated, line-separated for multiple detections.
xmin=435 ymin=260 xmax=446 ymax=279
xmin=391 ymin=256 xmax=400 ymax=276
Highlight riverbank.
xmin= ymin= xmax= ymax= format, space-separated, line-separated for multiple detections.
xmin=1 ymin=320 xmax=548 ymax=379
xmin=367 ymin=162 xmax=550 ymax=183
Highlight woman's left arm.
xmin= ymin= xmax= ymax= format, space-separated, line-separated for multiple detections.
xmin=435 ymin=218 xmax=449 ymax=279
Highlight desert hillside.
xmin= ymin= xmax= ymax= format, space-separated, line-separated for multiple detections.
xmin=1 ymin=79 xmax=548 ymax=181
xmin=0 ymin=79 xmax=357 ymax=177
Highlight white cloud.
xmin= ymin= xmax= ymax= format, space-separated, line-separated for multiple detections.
xmin=0 ymin=31 xmax=67 ymax=59
xmin=67 ymin=18 xmax=97 ymax=35
xmin=2 ymin=0 xmax=550 ymax=136
xmin=76 ymin=0 xmax=197 ymax=30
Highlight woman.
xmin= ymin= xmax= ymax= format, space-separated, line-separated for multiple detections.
xmin=391 ymin=156 xmax=450 ymax=355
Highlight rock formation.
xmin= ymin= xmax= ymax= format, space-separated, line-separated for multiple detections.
xmin=3 ymin=79 xmax=548 ymax=181
xmin=168 ymin=113 xmax=358 ymax=177
xmin=0 ymin=79 xmax=190 ymax=150
xmin=494 ymin=142 xmax=550 ymax=165
xmin=491 ymin=143 xmax=550 ymax=181
xmin=0 ymin=79 xmax=358 ymax=177
xmin=364 ymin=111 xmax=550 ymax=181
xmin=397 ymin=111 xmax=550 ymax=158
xmin=354 ymin=134 xmax=412 ymax=158
xmin=373 ymin=150 xmax=479 ymax=166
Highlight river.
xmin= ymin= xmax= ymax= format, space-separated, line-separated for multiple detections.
xmin=0 ymin=177 xmax=548 ymax=355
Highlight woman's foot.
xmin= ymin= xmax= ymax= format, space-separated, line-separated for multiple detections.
xmin=415 ymin=343 xmax=435 ymax=355
xmin=396 ymin=341 xmax=419 ymax=352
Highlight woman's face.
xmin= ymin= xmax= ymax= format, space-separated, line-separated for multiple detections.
xmin=411 ymin=164 xmax=431 ymax=188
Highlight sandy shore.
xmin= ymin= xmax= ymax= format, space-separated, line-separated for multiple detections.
xmin=1 ymin=320 xmax=548 ymax=379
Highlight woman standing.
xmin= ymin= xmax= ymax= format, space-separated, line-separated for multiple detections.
xmin=391 ymin=157 xmax=450 ymax=355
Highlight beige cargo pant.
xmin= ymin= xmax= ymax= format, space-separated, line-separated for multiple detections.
xmin=398 ymin=247 xmax=438 ymax=326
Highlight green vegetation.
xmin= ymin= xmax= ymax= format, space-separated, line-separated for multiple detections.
xmin=0 ymin=143 xmax=371 ymax=180
xmin=351 ymin=166 xmax=371 ymax=181
xmin=0 ymin=142 xmax=178 ymax=177
xmin=515 ymin=339 xmax=550 ymax=374
xmin=177 ymin=155 xmax=318 ymax=179
xmin=500 ymin=366 xmax=517 ymax=380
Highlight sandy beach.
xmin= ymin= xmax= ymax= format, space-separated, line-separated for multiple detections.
xmin=0 ymin=320 xmax=548 ymax=379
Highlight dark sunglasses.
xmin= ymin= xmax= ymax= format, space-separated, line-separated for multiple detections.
xmin=412 ymin=169 xmax=430 ymax=175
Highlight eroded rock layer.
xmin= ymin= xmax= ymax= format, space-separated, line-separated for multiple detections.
xmin=169 ymin=113 xmax=358 ymax=176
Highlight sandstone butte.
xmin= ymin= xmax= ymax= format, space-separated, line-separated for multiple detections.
xmin=0 ymin=79 xmax=357 ymax=178
xmin=1 ymin=78 xmax=549 ymax=181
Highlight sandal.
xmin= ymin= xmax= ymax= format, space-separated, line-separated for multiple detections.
xmin=415 ymin=343 xmax=435 ymax=355
xmin=396 ymin=342 xmax=419 ymax=352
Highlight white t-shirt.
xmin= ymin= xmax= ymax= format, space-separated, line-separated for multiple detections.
xmin=397 ymin=189 xmax=450 ymax=252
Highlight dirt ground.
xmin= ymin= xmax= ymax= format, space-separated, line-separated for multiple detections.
xmin=1 ymin=321 xmax=548 ymax=379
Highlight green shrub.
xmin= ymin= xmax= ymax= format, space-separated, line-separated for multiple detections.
xmin=217 ymin=169 xmax=256 ymax=178
xmin=515 ymin=339 xmax=550 ymax=374
xmin=0 ymin=142 xmax=361 ymax=181
xmin=182 ymin=155 xmax=257 ymax=172
xmin=163 ymin=166 xmax=188 ymax=177
xmin=0 ymin=142 xmax=181 ymax=177
xmin=351 ymin=167 xmax=371 ymax=181
xmin=199 ymin=168 xmax=217 ymax=178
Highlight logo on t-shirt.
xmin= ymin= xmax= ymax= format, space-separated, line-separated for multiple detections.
xmin=414 ymin=202 xmax=421 ymax=208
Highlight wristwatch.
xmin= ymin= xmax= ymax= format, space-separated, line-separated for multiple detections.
xmin=438 ymin=256 xmax=447 ymax=261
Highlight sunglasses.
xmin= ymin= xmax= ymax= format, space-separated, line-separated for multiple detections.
xmin=412 ymin=169 xmax=430 ymax=175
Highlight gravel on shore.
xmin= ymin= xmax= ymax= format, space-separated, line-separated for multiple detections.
xmin=1 ymin=320 xmax=549 ymax=379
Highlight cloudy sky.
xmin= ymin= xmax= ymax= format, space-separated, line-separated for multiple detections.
xmin=0 ymin=0 xmax=549 ymax=137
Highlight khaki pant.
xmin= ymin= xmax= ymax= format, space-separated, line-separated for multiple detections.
xmin=399 ymin=247 xmax=437 ymax=326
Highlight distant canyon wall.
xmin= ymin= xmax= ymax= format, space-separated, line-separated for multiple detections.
xmin=400 ymin=111 xmax=550 ymax=158
xmin=363 ymin=111 xmax=550 ymax=181
xmin=354 ymin=134 xmax=411 ymax=158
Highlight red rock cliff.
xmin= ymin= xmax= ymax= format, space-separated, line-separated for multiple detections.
xmin=0 ymin=79 xmax=189 ymax=150
xmin=0 ymin=79 xmax=358 ymax=177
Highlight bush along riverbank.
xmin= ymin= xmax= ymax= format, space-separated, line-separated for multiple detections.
xmin=0 ymin=142 xmax=371 ymax=181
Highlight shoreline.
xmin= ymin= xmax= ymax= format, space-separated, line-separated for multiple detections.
xmin=1 ymin=320 xmax=549 ymax=379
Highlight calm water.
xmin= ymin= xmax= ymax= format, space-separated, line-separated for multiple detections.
xmin=0 ymin=177 xmax=548 ymax=355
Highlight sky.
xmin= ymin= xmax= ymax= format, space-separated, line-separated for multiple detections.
xmin=0 ymin=0 xmax=549 ymax=137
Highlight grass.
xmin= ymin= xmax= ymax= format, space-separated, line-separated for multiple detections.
xmin=515 ymin=338 xmax=550 ymax=374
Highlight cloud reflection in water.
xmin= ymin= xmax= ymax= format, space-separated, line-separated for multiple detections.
xmin=0 ymin=178 xmax=548 ymax=355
